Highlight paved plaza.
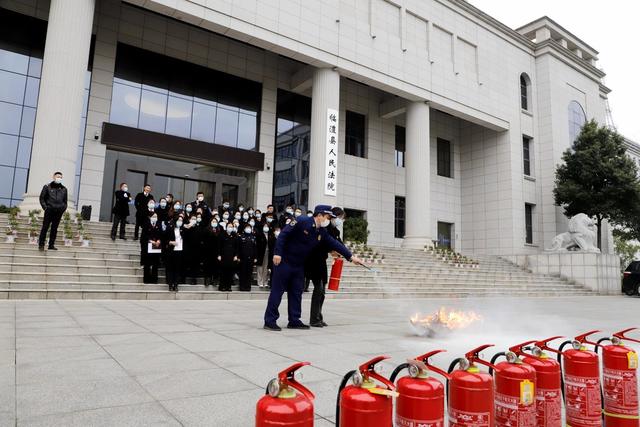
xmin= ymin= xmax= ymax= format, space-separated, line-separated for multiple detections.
xmin=0 ymin=295 xmax=636 ymax=426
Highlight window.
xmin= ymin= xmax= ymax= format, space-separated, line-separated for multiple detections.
xmin=520 ymin=73 xmax=531 ymax=111
xmin=523 ymin=136 xmax=531 ymax=176
xmin=437 ymin=138 xmax=452 ymax=178
xmin=568 ymin=100 xmax=586 ymax=143
xmin=525 ymin=204 xmax=534 ymax=244
xmin=395 ymin=125 xmax=405 ymax=167
xmin=273 ymin=90 xmax=311 ymax=212
xmin=0 ymin=9 xmax=47 ymax=206
xmin=344 ymin=208 xmax=366 ymax=220
xmin=437 ymin=222 xmax=454 ymax=249
xmin=345 ymin=111 xmax=366 ymax=158
xmin=110 ymin=43 xmax=261 ymax=150
xmin=394 ymin=196 xmax=405 ymax=238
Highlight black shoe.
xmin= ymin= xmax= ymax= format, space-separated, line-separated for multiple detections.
xmin=287 ymin=323 xmax=310 ymax=330
xmin=111 ymin=236 xmax=116 ymax=241
xmin=48 ymin=246 xmax=58 ymax=250
xmin=38 ymin=246 xmax=45 ymax=251
xmin=120 ymin=236 xmax=127 ymax=240
xmin=321 ymin=321 xmax=328 ymax=327
xmin=263 ymin=324 xmax=282 ymax=331
xmin=310 ymin=322 xmax=324 ymax=328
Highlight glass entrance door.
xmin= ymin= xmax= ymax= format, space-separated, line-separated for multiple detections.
xmin=154 ymin=174 xmax=215 ymax=207
xmin=437 ymin=222 xmax=454 ymax=249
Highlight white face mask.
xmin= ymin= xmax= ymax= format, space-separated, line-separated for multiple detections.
xmin=223 ymin=203 xmax=229 ymax=209
xmin=190 ymin=219 xmax=197 ymax=226
xmin=256 ymin=214 xmax=262 ymax=220
xmin=244 ymin=227 xmax=252 ymax=234
xmin=234 ymin=213 xmax=241 ymax=220
xmin=212 ymin=210 xmax=218 ymax=215
xmin=196 ymin=217 xmax=202 ymax=224
xmin=249 ymin=220 xmax=255 ymax=227
xmin=242 ymin=213 xmax=249 ymax=220
xmin=294 ymin=211 xmax=302 ymax=217
xmin=175 ymin=204 xmax=182 ymax=211
xmin=238 ymin=207 xmax=244 ymax=212
xmin=227 ymin=228 xmax=233 ymax=234
xmin=148 ymin=202 xmax=155 ymax=210
xmin=150 ymin=217 xmax=158 ymax=225
xmin=266 ymin=217 xmax=273 ymax=223
xmin=160 ymin=201 xmax=167 ymax=208
xmin=54 ymin=177 xmax=62 ymax=184
xmin=122 ymin=186 xmax=128 ymax=192
xmin=274 ymin=231 xmax=280 ymax=237
xmin=263 ymin=226 xmax=270 ymax=233
xmin=332 ymin=218 xmax=343 ymax=227
xmin=176 ymin=220 xmax=183 ymax=227
xmin=320 ymin=219 xmax=330 ymax=228
xmin=197 ymin=196 xmax=204 ymax=202
xmin=286 ymin=209 xmax=293 ymax=215
xmin=186 ymin=206 xmax=192 ymax=213
xmin=212 ymin=222 xmax=218 ymax=228
xmin=223 ymin=213 xmax=229 ymax=220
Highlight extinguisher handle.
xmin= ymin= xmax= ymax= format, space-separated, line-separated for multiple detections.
xmin=534 ymin=336 xmax=566 ymax=354
xmin=415 ymin=349 xmax=451 ymax=380
xmin=465 ymin=344 xmax=498 ymax=371
xmin=614 ymin=328 xmax=640 ymax=344
xmin=278 ymin=362 xmax=315 ymax=401
xmin=509 ymin=340 xmax=537 ymax=357
xmin=574 ymin=330 xmax=602 ymax=348
xmin=359 ymin=355 xmax=395 ymax=390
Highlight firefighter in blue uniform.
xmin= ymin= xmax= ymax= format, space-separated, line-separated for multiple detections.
xmin=263 ymin=205 xmax=364 ymax=331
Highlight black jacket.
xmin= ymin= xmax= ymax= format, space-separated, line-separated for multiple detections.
xmin=238 ymin=233 xmax=257 ymax=261
xmin=162 ymin=223 xmax=184 ymax=254
xmin=142 ymin=222 xmax=163 ymax=263
xmin=219 ymin=232 xmax=239 ymax=266
xmin=112 ymin=190 xmax=131 ymax=216
xmin=39 ymin=182 xmax=67 ymax=212
xmin=255 ymin=231 xmax=268 ymax=265
xmin=267 ymin=232 xmax=277 ymax=270
xmin=134 ymin=192 xmax=154 ymax=218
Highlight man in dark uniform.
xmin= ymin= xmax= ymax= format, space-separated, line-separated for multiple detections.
xmin=134 ymin=184 xmax=153 ymax=240
xmin=38 ymin=171 xmax=68 ymax=251
xmin=191 ymin=191 xmax=211 ymax=223
xmin=263 ymin=205 xmax=364 ymax=331
xmin=111 ymin=182 xmax=131 ymax=241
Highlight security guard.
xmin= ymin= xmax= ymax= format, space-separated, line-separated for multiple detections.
xmin=263 ymin=205 xmax=364 ymax=331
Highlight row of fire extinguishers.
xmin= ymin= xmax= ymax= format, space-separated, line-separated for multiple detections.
xmin=255 ymin=328 xmax=640 ymax=427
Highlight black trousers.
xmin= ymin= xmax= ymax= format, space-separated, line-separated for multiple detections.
xmin=164 ymin=251 xmax=183 ymax=286
xmin=143 ymin=262 xmax=159 ymax=283
xmin=238 ymin=259 xmax=253 ymax=291
xmin=111 ymin=214 xmax=126 ymax=239
xmin=219 ymin=265 xmax=235 ymax=291
xmin=134 ymin=216 xmax=144 ymax=239
xmin=38 ymin=209 xmax=64 ymax=248
xmin=309 ymin=277 xmax=326 ymax=324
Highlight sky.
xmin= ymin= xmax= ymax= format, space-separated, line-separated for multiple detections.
xmin=468 ymin=0 xmax=640 ymax=142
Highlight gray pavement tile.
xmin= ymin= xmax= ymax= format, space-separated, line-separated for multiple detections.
xmin=0 ymin=336 xmax=15 ymax=350
xmin=200 ymin=348 xmax=294 ymax=369
xmin=17 ymin=376 xmax=155 ymax=419
xmin=135 ymin=322 xmax=206 ymax=333
xmin=112 ymin=351 xmax=216 ymax=376
xmin=17 ymin=357 xmax=128 ymax=385
xmin=17 ymin=402 xmax=181 ymax=427
xmin=82 ymin=325 xmax=148 ymax=335
xmin=161 ymin=331 xmax=254 ymax=352
xmin=314 ymin=417 xmax=336 ymax=426
xmin=102 ymin=340 xmax=186 ymax=360
xmin=16 ymin=327 xmax=88 ymax=337
xmin=17 ymin=345 xmax=107 ymax=365
xmin=136 ymin=367 xmax=257 ymax=401
xmin=16 ymin=335 xmax=97 ymax=349
xmin=0 ymin=411 xmax=15 ymax=427
xmin=225 ymin=362 xmax=339 ymax=388
xmin=160 ymin=388 xmax=263 ymax=427
xmin=0 ymin=383 xmax=15 ymax=415
xmin=93 ymin=332 xmax=166 ymax=347
xmin=304 ymin=379 xmax=342 ymax=419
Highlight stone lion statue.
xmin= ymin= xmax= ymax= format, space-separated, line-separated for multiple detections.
xmin=547 ymin=213 xmax=600 ymax=253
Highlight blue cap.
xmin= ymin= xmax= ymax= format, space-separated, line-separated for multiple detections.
xmin=313 ymin=204 xmax=336 ymax=217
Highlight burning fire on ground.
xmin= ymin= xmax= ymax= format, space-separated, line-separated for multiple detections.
xmin=410 ymin=307 xmax=483 ymax=336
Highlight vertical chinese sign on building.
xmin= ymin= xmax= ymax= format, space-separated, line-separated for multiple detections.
xmin=325 ymin=108 xmax=339 ymax=196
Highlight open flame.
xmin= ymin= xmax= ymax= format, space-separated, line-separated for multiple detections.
xmin=410 ymin=307 xmax=483 ymax=335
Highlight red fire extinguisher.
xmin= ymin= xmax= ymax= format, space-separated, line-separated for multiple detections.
xmin=488 ymin=348 xmax=537 ymax=427
xmin=596 ymin=328 xmax=640 ymax=427
xmin=555 ymin=330 xmax=603 ymax=427
xmin=389 ymin=349 xmax=450 ymax=427
xmin=336 ymin=355 xmax=398 ymax=427
xmin=510 ymin=337 xmax=564 ymax=427
xmin=256 ymin=362 xmax=315 ymax=427
xmin=328 ymin=258 xmax=344 ymax=291
xmin=447 ymin=344 xmax=496 ymax=427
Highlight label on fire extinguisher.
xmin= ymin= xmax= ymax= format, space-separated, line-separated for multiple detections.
xmin=448 ymin=407 xmax=490 ymax=427
xmin=535 ymin=388 xmax=562 ymax=427
xmin=395 ymin=414 xmax=443 ymax=427
xmin=495 ymin=391 xmax=536 ymax=427
xmin=603 ymin=367 xmax=639 ymax=416
xmin=564 ymin=374 xmax=602 ymax=426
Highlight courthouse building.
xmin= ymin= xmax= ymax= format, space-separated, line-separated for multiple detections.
xmin=0 ymin=0 xmax=617 ymax=254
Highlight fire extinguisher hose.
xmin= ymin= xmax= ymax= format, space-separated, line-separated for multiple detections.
xmin=488 ymin=352 xmax=506 ymax=376
xmin=445 ymin=358 xmax=464 ymax=399
xmin=557 ymin=340 xmax=572 ymax=402
xmin=594 ymin=337 xmax=610 ymax=354
xmin=389 ymin=363 xmax=410 ymax=384
xmin=335 ymin=369 xmax=356 ymax=427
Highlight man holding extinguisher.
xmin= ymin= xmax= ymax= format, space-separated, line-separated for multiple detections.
xmin=264 ymin=205 xmax=364 ymax=331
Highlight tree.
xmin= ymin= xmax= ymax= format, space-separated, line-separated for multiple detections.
xmin=613 ymin=233 xmax=640 ymax=271
xmin=554 ymin=120 xmax=640 ymax=249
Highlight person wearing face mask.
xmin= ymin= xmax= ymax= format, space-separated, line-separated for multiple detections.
xmin=294 ymin=208 xmax=302 ymax=219
xmin=237 ymin=203 xmax=245 ymax=214
xmin=238 ymin=225 xmax=257 ymax=291
xmin=306 ymin=210 xmax=313 ymax=218
xmin=254 ymin=210 xmax=263 ymax=226
xmin=182 ymin=215 xmax=201 ymax=285
xmin=263 ymin=205 xmax=365 ymax=331
xmin=307 ymin=206 xmax=346 ymax=327
xmin=169 ymin=201 xmax=183 ymax=220
xmin=184 ymin=203 xmax=194 ymax=216
xmin=242 ymin=212 xmax=250 ymax=223
xmin=202 ymin=219 xmax=221 ymax=287
xmin=218 ymin=199 xmax=233 ymax=216
xmin=218 ymin=225 xmax=239 ymax=292
xmin=142 ymin=214 xmax=162 ymax=284
xmin=163 ymin=216 xmax=185 ymax=291
xmin=139 ymin=199 xmax=156 ymax=267
xmin=191 ymin=191 xmax=211 ymax=223
xmin=234 ymin=211 xmax=242 ymax=222
xmin=110 ymin=182 xmax=131 ymax=241
xmin=165 ymin=194 xmax=174 ymax=206
xmin=156 ymin=198 xmax=169 ymax=224
xmin=134 ymin=184 xmax=154 ymax=240
xmin=38 ymin=171 xmax=68 ymax=251
xmin=279 ymin=205 xmax=295 ymax=229
xmin=255 ymin=224 xmax=270 ymax=288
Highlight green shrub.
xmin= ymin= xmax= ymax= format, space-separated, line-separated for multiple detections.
xmin=344 ymin=217 xmax=369 ymax=244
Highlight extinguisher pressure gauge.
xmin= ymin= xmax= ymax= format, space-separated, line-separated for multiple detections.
xmin=611 ymin=336 xmax=621 ymax=346
xmin=459 ymin=358 xmax=470 ymax=371
xmin=408 ymin=363 xmax=420 ymax=378
xmin=571 ymin=340 xmax=582 ymax=350
xmin=352 ymin=371 xmax=363 ymax=387
xmin=267 ymin=378 xmax=280 ymax=397
xmin=531 ymin=346 xmax=543 ymax=358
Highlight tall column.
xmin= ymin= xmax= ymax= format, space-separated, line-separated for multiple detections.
xmin=20 ymin=0 xmax=96 ymax=213
xmin=402 ymin=101 xmax=432 ymax=248
xmin=308 ymin=68 xmax=340 ymax=210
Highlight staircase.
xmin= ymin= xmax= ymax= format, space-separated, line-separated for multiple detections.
xmin=0 ymin=214 xmax=594 ymax=299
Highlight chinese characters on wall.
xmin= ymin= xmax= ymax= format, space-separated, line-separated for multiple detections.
xmin=325 ymin=108 xmax=339 ymax=196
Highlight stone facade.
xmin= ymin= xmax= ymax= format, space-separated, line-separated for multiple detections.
xmin=1 ymin=0 xmax=617 ymax=256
